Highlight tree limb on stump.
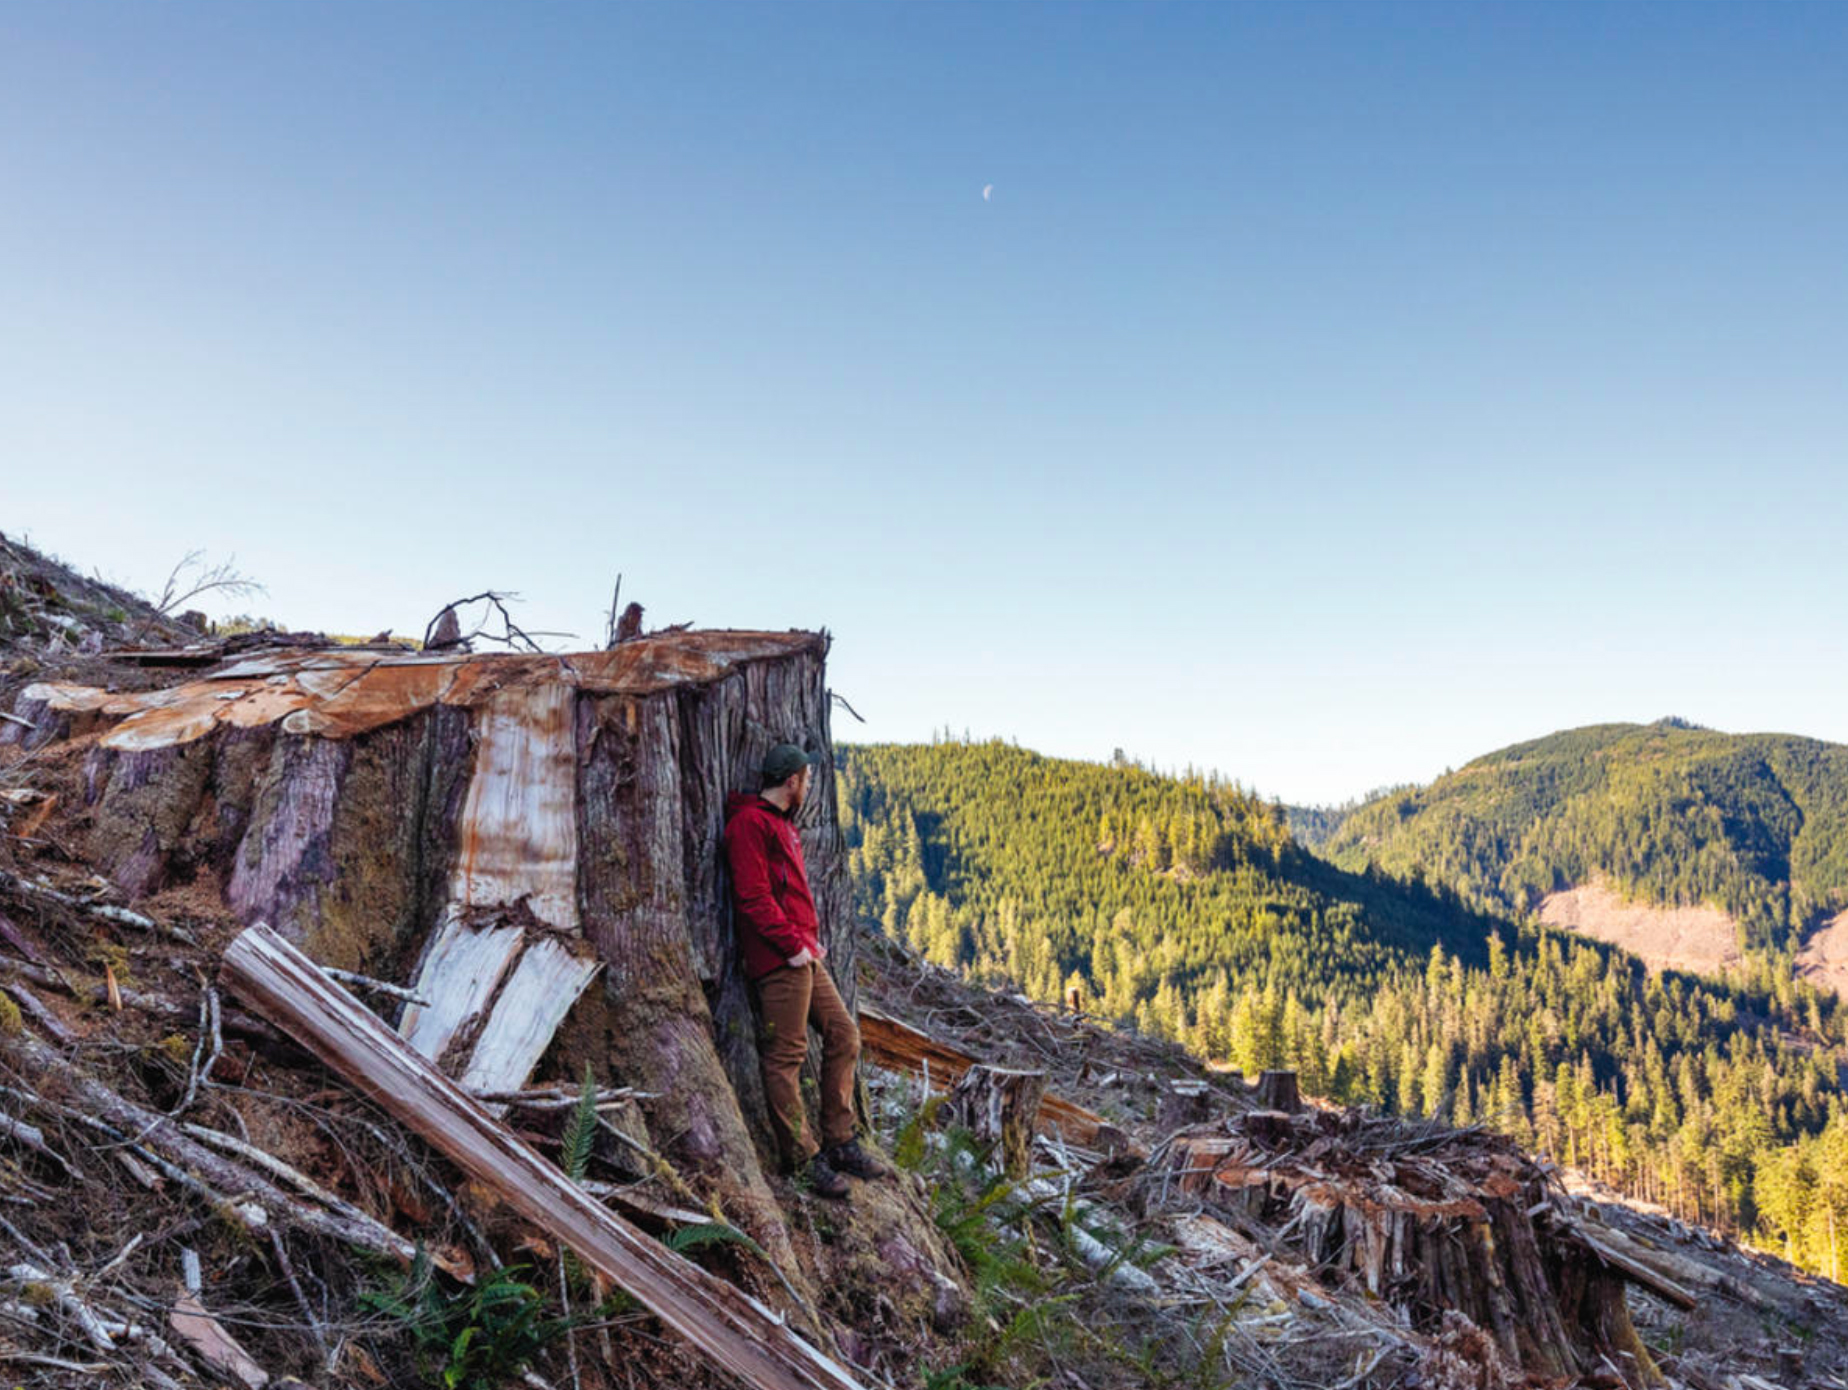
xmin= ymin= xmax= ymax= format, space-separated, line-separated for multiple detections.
xmin=219 ymin=921 xmax=869 ymax=1390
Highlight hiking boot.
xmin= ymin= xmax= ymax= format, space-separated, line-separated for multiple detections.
xmin=824 ymin=1138 xmax=892 ymax=1181
xmin=799 ymin=1150 xmax=851 ymax=1200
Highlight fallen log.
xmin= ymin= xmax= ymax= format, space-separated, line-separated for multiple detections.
xmin=1562 ymin=1224 xmax=1696 ymax=1311
xmin=220 ymin=921 xmax=866 ymax=1390
xmin=858 ymin=1007 xmax=1134 ymax=1153
xmin=1 ymin=979 xmax=75 ymax=1045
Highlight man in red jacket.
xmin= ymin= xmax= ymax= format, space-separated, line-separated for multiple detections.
xmin=725 ymin=743 xmax=888 ymax=1200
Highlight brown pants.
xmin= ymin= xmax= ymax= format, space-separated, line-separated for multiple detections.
xmin=753 ymin=961 xmax=859 ymax=1167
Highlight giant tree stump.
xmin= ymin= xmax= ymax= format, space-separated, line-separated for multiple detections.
xmin=6 ymin=634 xmax=881 ymax=1311
xmin=1155 ymin=1109 xmax=1666 ymax=1385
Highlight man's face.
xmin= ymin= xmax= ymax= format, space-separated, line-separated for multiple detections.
xmin=788 ymin=764 xmax=813 ymax=809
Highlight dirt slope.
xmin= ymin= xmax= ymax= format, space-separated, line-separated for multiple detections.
xmin=1539 ymin=880 xmax=1745 ymax=978
xmin=1798 ymin=910 xmax=1848 ymax=1000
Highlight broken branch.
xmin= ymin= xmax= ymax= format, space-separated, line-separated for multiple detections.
xmin=220 ymin=920 xmax=866 ymax=1390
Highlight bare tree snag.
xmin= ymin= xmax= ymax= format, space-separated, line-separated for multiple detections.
xmin=426 ymin=607 xmax=463 ymax=651
xmin=944 ymin=1064 xmax=1045 ymax=1176
xmin=613 ymin=602 xmax=644 ymax=643
xmin=220 ymin=922 xmax=866 ymax=1390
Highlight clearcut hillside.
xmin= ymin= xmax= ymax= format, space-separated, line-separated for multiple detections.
xmin=1320 ymin=718 xmax=1848 ymax=960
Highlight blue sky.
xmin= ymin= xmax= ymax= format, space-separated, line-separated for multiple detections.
xmin=4 ymin=2 xmax=1845 ymax=803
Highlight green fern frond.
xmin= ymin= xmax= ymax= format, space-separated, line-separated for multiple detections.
xmin=560 ymin=1061 xmax=598 ymax=1183
xmin=665 ymin=1221 xmax=761 ymax=1256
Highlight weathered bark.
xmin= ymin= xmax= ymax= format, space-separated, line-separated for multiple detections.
xmin=567 ymin=688 xmax=802 ymax=1283
xmin=671 ymin=649 xmax=854 ymax=1154
xmin=1255 ymin=1069 xmax=1302 ymax=1114
xmin=23 ymin=634 xmax=969 ymax=1343
xmin=944 ymin=1064 xmax=1045 ymax=1177
xmin=1551 ymin=1253 xmax=1668 ymax=1388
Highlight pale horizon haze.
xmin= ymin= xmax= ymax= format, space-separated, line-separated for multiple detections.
xmin=4 ymin=2 xmax=1845 ymax=804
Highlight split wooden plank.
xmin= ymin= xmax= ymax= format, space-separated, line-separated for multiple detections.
xmin=169 ymin=1290 xmax=270 ymax=1389
xmin=397 ymin=912 xmax=525 ymax=1061
xmin=397 ymin=915 xmax=603 ymax=1099
xmin=457 ymin=935 xmax=603 ymax=1095
xmin=220 ymin=922 xmax=866 ymax=1390
xmin=858 ymin=1006 xmax=1137 ymax=1153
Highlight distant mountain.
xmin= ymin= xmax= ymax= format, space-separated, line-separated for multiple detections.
xmin=838 ymin=738 xmax=1848 ymax=1264
xmin=838 ymin=739 xmax=1507 ymax=1014
xmin=1282 ymin=802 xmax=1349 ymax=850
xmin=1284 ymin=787 xmax=1406 ymax=852
xmin=1319 ymin=719 xmax=1848 ymax=986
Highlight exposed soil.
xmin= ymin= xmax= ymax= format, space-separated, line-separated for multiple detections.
xmin=1538 ymin=880 xmax=1744 ymax=978
xmin=1797 ymin=909 xmax=1848 ymax=1000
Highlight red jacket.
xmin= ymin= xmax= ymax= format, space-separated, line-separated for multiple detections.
xmin=724 ymin=792 xmax=823 ymax=980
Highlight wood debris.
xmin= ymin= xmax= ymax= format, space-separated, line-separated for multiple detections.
xmin=169 ymin=1289 xmax=270 ymax=1389
xmin=858 ymin=1006 xmax=1135 ymax=1151
xmin=1141 ymin=1106 xmax=1667 ymax=1383
xmin=4 ymin=529 xmax=1847 ymax=1390
xmin=220 ymin=920 xmax=866 ymax=1390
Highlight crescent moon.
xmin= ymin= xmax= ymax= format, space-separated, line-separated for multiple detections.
xmin=982 ymin=184 xmax=993 ymax=201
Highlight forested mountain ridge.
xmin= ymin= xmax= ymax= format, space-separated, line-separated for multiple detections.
xmin=1319 ymin=719 xmax=1848 ymax=956
xmin=838 ymin=738 xmax=1848 ymax=1276
xmin=839 ymin=739 xmax=1509 ymax=1008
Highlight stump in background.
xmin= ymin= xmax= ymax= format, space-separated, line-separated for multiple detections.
xmin=945 ymin=1064 xmax=1046 ymax=1176
xmin=1154 ymin=1107 xmax=1665 ymax=1385
xmin=1256 ymin=1069 xmax=1302 ymax=1114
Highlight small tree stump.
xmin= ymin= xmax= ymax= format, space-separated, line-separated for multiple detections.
xmin=1157 ymin=1079 xmax=1213 ymax=1131
xmin=944 ymin=1064 xmax=1045 ymax=1176
xmin=1256 ymin=1069 xmax=1302 ymax=1114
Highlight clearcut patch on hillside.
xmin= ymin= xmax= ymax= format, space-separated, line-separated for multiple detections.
xmin=1538 ymin=880 xmax=1743 ymax=977
xmin=1797 ymin=910 xmax=1848 ymax=999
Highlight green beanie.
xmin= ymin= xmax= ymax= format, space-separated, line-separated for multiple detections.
xmin=762 ymin=743 xmax=820 ymax=787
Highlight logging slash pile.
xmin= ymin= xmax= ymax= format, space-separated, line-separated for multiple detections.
xmin=1 ymin=530 xmax=1846 ymax=1390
